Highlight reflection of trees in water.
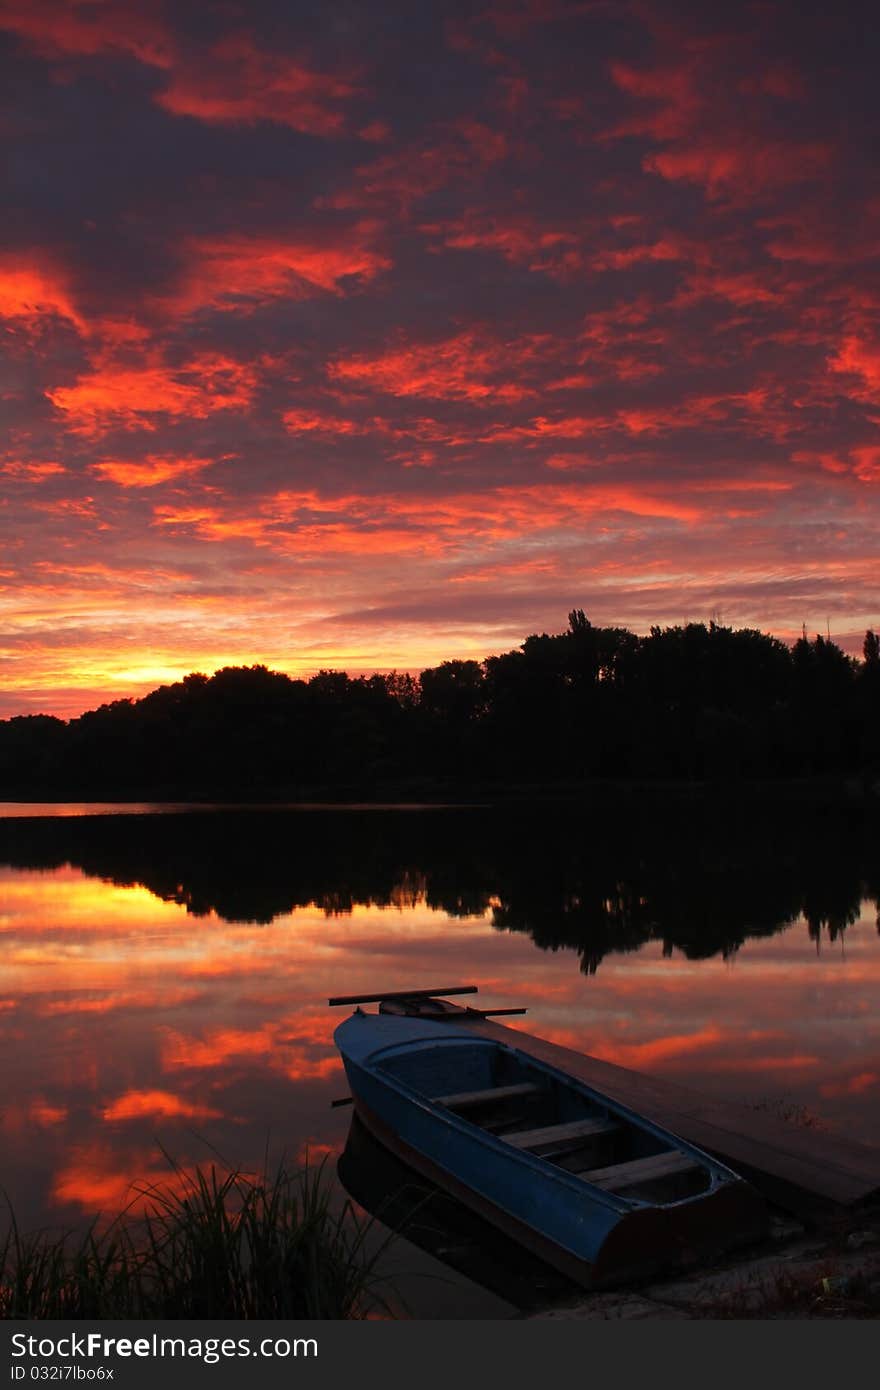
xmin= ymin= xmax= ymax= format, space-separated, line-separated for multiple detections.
xmin=0 ymin=810 xmax=494 ymax=927
xmin=485 ymin=822 xmax=806 ymax=974
xmin=1 ymin=805 xmax=878 ymax=972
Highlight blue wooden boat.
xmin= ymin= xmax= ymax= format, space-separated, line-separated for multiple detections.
xmin=333 ymin=1000 xmax=767 ymax=1287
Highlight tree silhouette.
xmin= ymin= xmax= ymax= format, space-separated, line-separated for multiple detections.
xmin=0 ymin=614 xmax=876 ymax=797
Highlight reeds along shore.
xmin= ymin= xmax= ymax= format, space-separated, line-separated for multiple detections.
xmin=0 ymin=1155 xmax=394 ymax=1319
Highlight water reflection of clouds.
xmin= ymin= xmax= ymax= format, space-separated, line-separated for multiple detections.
xmin=1 ymin=865 xmax=879 ymax=1228
xmin=518 ymin=923 xmax=880 ymax=1128
xmin=101 ymin=1089 xmax=223 ymax=1122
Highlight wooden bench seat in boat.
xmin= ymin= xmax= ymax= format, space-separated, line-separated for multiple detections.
xmin=584 ymin=1150 xmax=702 ymax=1192
xmin=433 ymin=1082 xmax=542 ymax=1109
xmin=503 ymin=1117 xmax=618 ymax=1151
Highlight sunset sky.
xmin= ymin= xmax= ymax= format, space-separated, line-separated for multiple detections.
xmin=2 ymin=0 xmax=879 ymax=717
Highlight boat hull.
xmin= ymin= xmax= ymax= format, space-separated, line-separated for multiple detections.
xmin=335 ymin=1013 xmax=767 ymax=1288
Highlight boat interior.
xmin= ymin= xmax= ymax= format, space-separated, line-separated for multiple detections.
xmin=376 ymin=1037 xmax=714 ymax=1205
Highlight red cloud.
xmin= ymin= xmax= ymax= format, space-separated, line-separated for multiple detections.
xmin=327 ymin=330 xmax=546 ymax=402
xmin=0 ymin=9 xmax=360 ymax=136
xmin=608 ymin=59 xmax=700 ymax=142
xmin=0 ymin=0 xmax=174 ymax=69
xmin=421 ymin=212 xmax=582 ymax=278
xmin=47 ymin=352 xmax=261 ymax=435
xmin=853 ymin=448 xmax=880 ymax=483
xmin=591 ymin=237 xmax=685 ymax=271
xmin=578 ymin=297 xmax=668 ymax=381
xmin=281 ymin=408 xmax=471 ymax=449
xmin=282 ymin=408 xmax=396 ymax=438
xmin=828 ymin=336 xmax=880 ymax=403
xmin=154 ymin=33 xmax=360 ymax=135
xmin=167 ymin=226 xmax=390 ymax=318
xmin=606 ymin=49 xmax=831 ymax=201
xmin=480 ymin=387 xmax=790 ymax=444
xmin=676 ymin=265 xmax=786 ymax=309
xmin=322 ymin=120 xmax=508 ymax=213
xmin=647 ymin=138 xmax=830 ymax=200
xmin=794 ymin=446 xmax=880 ymax=484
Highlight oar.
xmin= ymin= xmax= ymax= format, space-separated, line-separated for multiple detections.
xmin=328 ymin=985 xmax=478 ymax=1006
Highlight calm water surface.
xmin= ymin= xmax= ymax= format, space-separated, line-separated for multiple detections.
xmin=2 ymin=803 xmax=879 ymax=1316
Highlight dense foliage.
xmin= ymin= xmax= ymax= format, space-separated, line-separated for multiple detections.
xmin=3 ymin=614 xmax=880 ymax=795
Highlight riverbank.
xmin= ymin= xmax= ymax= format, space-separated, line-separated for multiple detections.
xmin=531 ymin=1208 xmax=880 ymax=1319
xmin=2 ymin=773 xmax=879 ymax=811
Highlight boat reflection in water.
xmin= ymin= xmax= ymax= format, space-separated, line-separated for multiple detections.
xmin=337 ymin=1112 xmax=575 ymax=1314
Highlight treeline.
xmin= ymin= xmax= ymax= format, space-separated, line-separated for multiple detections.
xmin=3 ymin=612 xmax=880 ymax=796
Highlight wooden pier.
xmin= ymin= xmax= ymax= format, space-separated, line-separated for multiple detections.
xmin=461 ymin=1016 xmax=880 ymax=1216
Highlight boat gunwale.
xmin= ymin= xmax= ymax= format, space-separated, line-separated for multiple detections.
xmin=337 ymin=1020 xmax=742 ymax=1212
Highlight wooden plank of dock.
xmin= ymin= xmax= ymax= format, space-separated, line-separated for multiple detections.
xmin=464 ymin=1016 xmax=880 ymax=1214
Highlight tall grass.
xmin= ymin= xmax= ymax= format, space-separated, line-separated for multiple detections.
xmin=1 ymin=1154 xmax=395 ymax=1319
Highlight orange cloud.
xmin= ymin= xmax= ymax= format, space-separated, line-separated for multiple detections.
xmin=595 ymin=1026 xmax=726 ymax=1069
xmin=160 ymin=1016 xmax=338 ymax=1084
xmin=38 ymin=987 xmax=205 ymax=1018
xmin=51 ymin=1143 xmax=180 ymax=1215
xmin=47 ymin=352 xmax=260 ymax=435
xmin=819 ymin=1072 xmax=878 ymax=1099
xmin=0 ymin=261 xmax=85 ymax=333
xmin=102 ymin=1089 xmax=222 ymax=1122
xmin=2 ymin=460 xmax=66 ymax=481
xmin=91 ymin=455 xmax=216 ymax=486
xmin=160 ymin=1025 xmax=278 ymax=1071
xmin=153 ymin=476 xmax=710 ymax=555
xmin=30 ymin=1099 xmax=68 ymax=1126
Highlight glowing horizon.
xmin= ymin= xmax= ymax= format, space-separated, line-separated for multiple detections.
xmin=2 ymin=1 xmax=880 ymax=718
